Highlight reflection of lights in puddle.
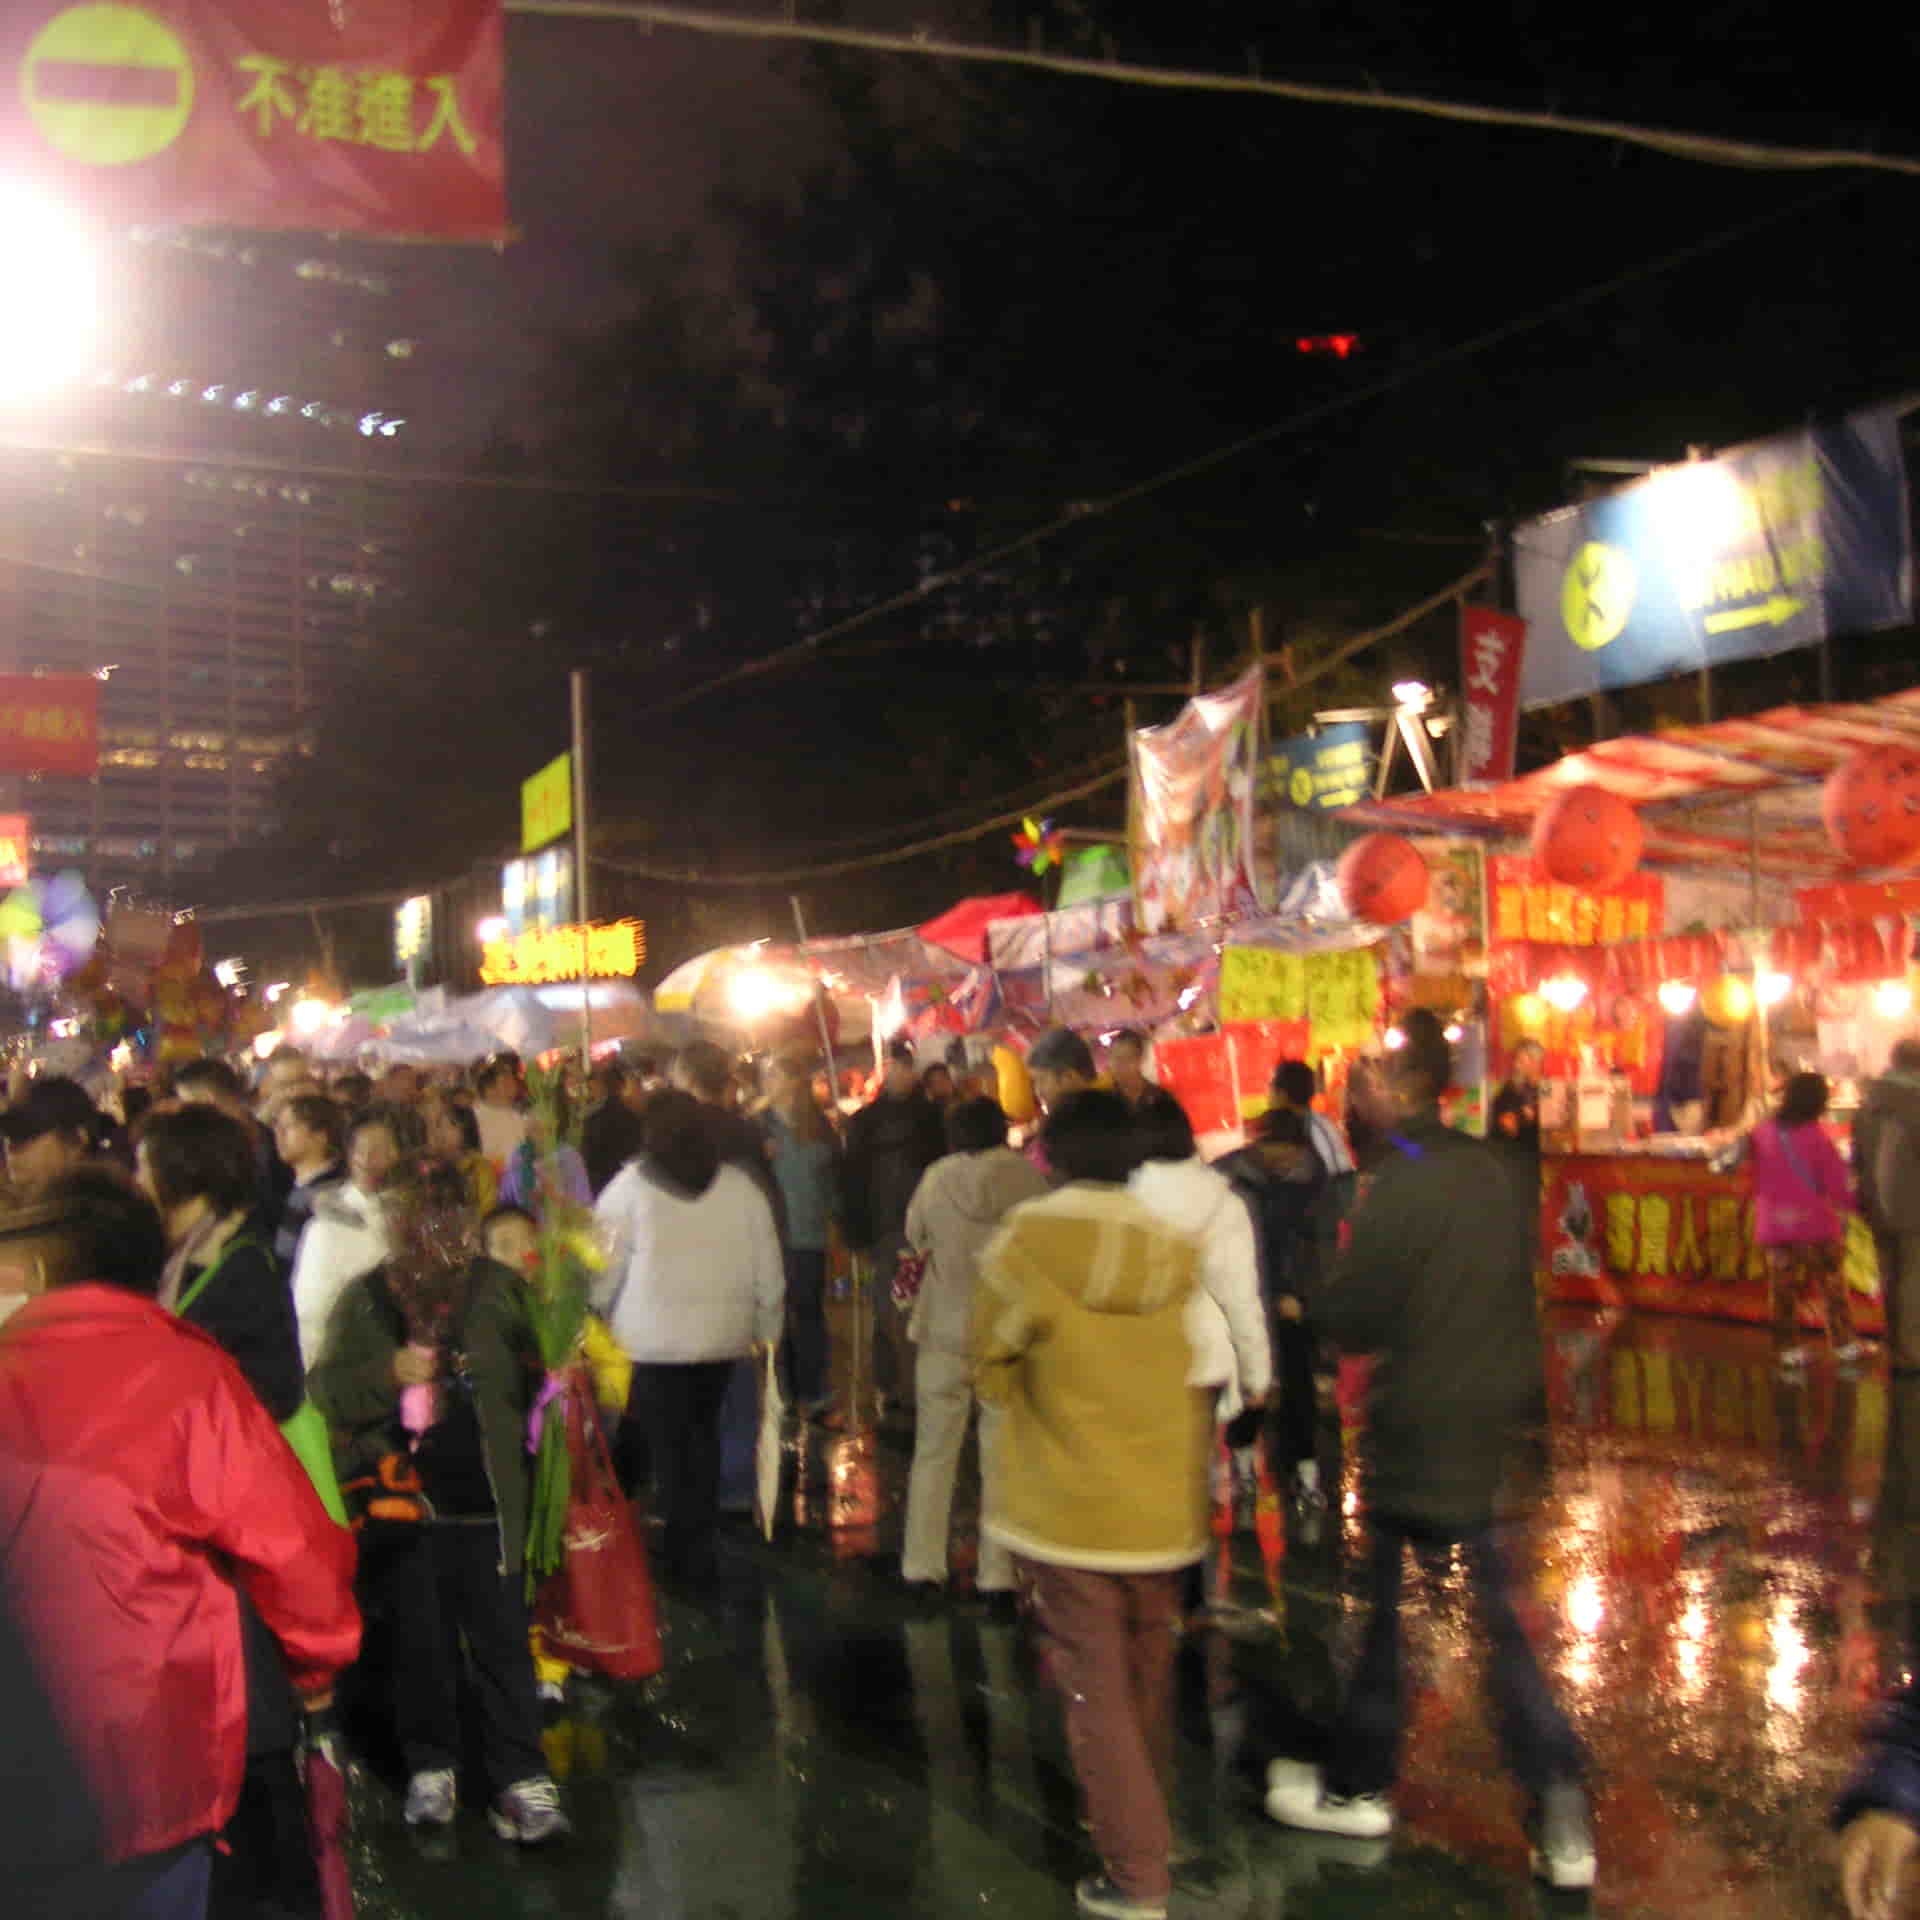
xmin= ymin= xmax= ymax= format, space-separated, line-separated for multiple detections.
xmin=1767 ymin=1599 xmax=1811 ymax=1714
xmin=1562 ymin=1572 xmax=1603 ymax=1690
xmin=1566 ymin=1573 xmax=1604 ymax=1635
xmin=1674 ymin=1573 xmax=1711 ymax=1697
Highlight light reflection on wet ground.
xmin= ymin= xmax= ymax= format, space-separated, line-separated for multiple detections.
xmin=348 ymin=1307 xmax=1900 ymax=1917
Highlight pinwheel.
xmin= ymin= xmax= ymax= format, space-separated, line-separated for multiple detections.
xmin=1012 ymin=816 xmax=1066 ymax=874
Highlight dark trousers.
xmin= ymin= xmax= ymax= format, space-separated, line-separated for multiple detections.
xmin=360 ymin=1522 xmax=546 ymax=1794
xmin=21 ymin=1839 xmax=212 ymax=1920
xmin=783 ymin=1247 xmax=829 ymax=1405
xmin=631 ymin=1360 xmax=735 ymax=1583
xmin=1269 ymin=1310 xmax=1318 ymax=1473
xmin=1327 ymin=1521 xmax=1584 ymax=1800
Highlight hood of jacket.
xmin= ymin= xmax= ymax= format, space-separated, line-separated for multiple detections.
xmin=940 ymin=1146 xmax=1046 ymax=1225
xmin=988 ymin=1182 xmax=1195 ymax=1318
xmin=1129 ymin=1156 xmax=1239 ymax=1237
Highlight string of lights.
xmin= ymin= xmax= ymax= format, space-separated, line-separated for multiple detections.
xmin=504 ymin=1 xmax=1920 ymax=181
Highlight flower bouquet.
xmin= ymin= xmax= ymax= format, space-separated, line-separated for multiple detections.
xmin=517 ymin=1062 xmax=599 ymax=1598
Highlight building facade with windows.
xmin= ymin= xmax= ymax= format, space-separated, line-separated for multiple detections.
xmin=0 ymin=440 xmax=412 ymax=898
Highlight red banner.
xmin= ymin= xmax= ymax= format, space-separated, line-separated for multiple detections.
xmin=1458 ymin=605 xmax=1525 ymax=784
xmin=1 ymin=0 xmax=504 ymax=239
xmin=1540 ymin=1151 xmax=1883 ymax=1334
xmin=0 ymin=675 xmax=98 ymax=776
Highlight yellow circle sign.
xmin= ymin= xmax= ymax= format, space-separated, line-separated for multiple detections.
xmin=21 ymin=4 xmax=194 ymax=167
xmin=1289 ymin=765 xmax=1314 ymax=807
xmin=1561 ymin=541 xmax=1637 ymax=653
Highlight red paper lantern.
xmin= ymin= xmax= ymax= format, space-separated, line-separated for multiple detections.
xmin=1337 ymin=834 xmax=1429 ymax=924
xmin=1769 ymin=924 xmax=1820 ymax=974
xmin=1823 ymin=745 xmax=1920 ymax=870
xmin=1533 ymin=784 xmax=1644 ymax=888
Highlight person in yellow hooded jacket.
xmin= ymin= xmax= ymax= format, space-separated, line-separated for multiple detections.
xmin=974 ymin=1089 xmax=1213 ymax=1920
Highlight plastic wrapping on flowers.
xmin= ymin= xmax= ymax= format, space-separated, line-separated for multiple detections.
xmin=520 ymin=1061 xmax=602 ymax=1597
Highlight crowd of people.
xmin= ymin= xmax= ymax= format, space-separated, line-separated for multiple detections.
xmin=4 ymin=1021 xmax=1920 ymax=1919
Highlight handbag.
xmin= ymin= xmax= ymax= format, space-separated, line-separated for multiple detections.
xmin=532 ymin=1375 xmax=662 ymax=1681
xmin=890 ymin=1243 xmax=930 ymax=1315
xmin=174 ymin=1232 xmax=349 ymax=1527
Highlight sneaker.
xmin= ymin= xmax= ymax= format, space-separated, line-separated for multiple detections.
xmin=1074 ymin=1874 xmax=1168 ymax=1920
xmin=1834 ymin=1340 xmax=1866 ymax=1365
xmin=1264 ymin=1758 xmax=1394 ymax=1839
xmin=1777 ymin=1344 xmax=1810 ymax=1370
xmin=1529 ymin=1780 xmax=1595 ymax=1890
xmin=403 ymin=1767 xmax=457 ymax=1828
xmin=488 ymin=1775 xmax=570 ymax=1845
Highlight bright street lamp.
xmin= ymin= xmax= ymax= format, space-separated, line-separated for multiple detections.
xmin=0 ymin=187 xmax=98 ymax=394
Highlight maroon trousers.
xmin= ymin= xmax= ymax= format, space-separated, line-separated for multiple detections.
xmin=1017 ymin=1556 xmax=1183 ymax=1900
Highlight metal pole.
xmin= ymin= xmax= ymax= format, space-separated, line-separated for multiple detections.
xmin=570 ymin=669 xmax=593 ymax=1067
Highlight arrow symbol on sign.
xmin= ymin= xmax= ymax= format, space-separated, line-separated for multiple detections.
xmin=1703 ymin=595 xmax=1805 ymax=635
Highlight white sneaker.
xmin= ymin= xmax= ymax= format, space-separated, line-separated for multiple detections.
xmin=1264 ymin=1758 xmax=1394 ymax=1838
xmin=403 ymin=1767 xmax=457 ymax=1828
xmin=1833 ymin=1340 xmax=1866 ymax=1364
xmin=1776 ymin=1344 xmax=1810 ymax=1370
xmin=1529 ymin=1780 xmax=1596 ymax=1890
xmin=489 ymin=1774 xmax=570 ymax=1845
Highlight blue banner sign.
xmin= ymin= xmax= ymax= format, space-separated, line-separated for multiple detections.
xmin=1513 ymin=408 xmax=1910 ymax=709
xmin=1269 ymin=720 xmax=1374 ymax=810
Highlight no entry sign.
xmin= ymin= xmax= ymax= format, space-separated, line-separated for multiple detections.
xmin=0 ymin=0 xmax=506 ymax=239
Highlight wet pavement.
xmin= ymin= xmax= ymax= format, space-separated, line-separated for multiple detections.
xmin=345 ymin=1307 xmax=1901 ymax=1918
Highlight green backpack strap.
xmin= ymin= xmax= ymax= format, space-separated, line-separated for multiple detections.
xmin=172 ymin=1232 xmax=266 ymax=1320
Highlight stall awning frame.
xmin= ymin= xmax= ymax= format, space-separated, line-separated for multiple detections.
xmin=1344 ymin=686 xmax=1920 ymax=879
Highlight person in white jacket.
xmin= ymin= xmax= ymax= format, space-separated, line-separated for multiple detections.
xmin=1128 ymin=1098 xmax=1272 ymax=1416
xmin=290 ymin=1104 xmax=406 ymax=1367
xmin=593 ymin=1090 xmax=783 ymax=1585
xmin=899 ymin=1097 xmax=1049 ymax=1603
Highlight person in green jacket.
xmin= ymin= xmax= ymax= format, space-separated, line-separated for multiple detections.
xmin=308 ymin=1166 xmax=568 ymax=1846
xmin=1263 ymin=1010 xmax=1593 ymax=1890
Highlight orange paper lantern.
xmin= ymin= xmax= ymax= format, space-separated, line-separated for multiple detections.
xmin=1337 ymin=834 xmax=1429 ymax=924
xmin=1533 ymin=784 xmax=1643 ymax=888
xmin=1823 ymin=745 xmax=1920 ymax=870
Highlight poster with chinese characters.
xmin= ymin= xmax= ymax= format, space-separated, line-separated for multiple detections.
xmin=1540 ymin=1152 xmax=1883 ymax=1334
xmin=0 ymin=674 xmax=99 ymax=776
xmin=1129 ymin=667 xmax=1264 ymax=933
xmin=1486 ymin=853 xmax=1663 ymax=950
xmin=2 ymin=0 xmax=505 ymax=239
xmin=1457 ymin=606 xmax=1525 ymax=784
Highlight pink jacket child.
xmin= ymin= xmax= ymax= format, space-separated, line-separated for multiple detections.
xmin=1749 ymin=1117 xmax=1852 ymax=1248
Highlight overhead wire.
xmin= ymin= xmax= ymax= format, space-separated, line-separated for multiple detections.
xmin=504 ymin=1 xmax=1920 ymax=180
xmin=631 ymin=179 xmax=1856 ymax=717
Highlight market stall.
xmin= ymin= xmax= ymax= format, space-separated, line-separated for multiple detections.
xmin=1348 ymin=687 xmax=1920 ymax=1331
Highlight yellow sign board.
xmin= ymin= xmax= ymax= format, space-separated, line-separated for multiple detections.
xmin=521 ymin=752 xmax=572 ymax=853
xmin=480 ymin=920 xmax=645 ymax=987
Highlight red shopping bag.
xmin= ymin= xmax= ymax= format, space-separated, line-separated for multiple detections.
xmin=532 ymin=1378 xmax=662 ymax=1681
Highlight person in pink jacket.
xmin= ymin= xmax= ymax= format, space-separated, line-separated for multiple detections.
xmin=1749 ymin=1071 xmax=1861 ymax=1368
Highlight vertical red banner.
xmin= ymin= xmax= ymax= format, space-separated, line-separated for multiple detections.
xmin=1458 ymin=606 xmax=1526 ymax=785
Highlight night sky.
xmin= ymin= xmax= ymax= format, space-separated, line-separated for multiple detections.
xmin=11 ymin=1 xmax=1920 ymax=972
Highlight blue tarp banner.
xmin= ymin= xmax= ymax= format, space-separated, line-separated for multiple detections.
xmin=1269 ymin=720 xmax=1374 ymax=810
xmin=1513 ymin=408 xmax=1911 ymax=709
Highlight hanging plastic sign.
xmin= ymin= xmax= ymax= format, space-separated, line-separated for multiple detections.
xmin=1269 ymin=720 xmax=1374 ymax=810
xmin=520 ymin=753 xmax=572 ymax=854
xmin=1 ymin=0 xmax=506 ymax=239
xmin=1513 ymin=408 xmax=1911 ymax=708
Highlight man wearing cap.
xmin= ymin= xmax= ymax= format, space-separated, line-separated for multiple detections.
xmin=2 ymin=1077 xmax=109 ymax=1204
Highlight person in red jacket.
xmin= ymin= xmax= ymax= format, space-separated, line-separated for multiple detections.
xmin=0 ymin=1166 xmax=360 ymax=1920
